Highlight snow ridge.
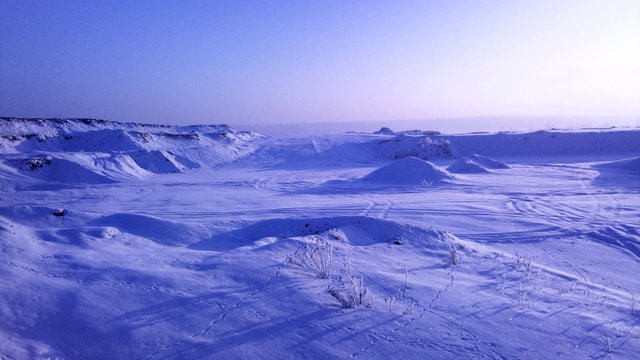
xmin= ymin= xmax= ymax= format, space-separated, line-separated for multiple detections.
xmin=0 ymin=117 xmax=261 ymax=183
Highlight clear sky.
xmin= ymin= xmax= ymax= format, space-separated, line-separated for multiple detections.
xmin=1 ymin=0 xmax=639 ymax=127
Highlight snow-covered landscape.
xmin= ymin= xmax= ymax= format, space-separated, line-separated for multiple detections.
xmin=1 ymin=117 xmax=638 ymax=359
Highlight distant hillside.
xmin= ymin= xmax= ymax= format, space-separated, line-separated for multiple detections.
xmin=0 ymin=117 xmax=262 ymax=183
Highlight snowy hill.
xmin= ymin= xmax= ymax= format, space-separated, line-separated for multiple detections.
xmin=1 ymin=119 xmax=640 ymax=359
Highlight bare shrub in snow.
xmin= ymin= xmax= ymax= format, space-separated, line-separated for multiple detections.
xmin=420 ymin=180 xmax=433 ymax=188
xmin=328 ymin=273 xmax=369 ymax=308
xmin=289 ymin=239 xmax=333 ymax=279
xmin=327 ymin=258 xmax=370 ymax=308
xmin=449 ymin=244 xmax=460 ymax=266
xmin=384 ymin=295 xmax=395 ymax=312
xmin=404 ymin=266 xmax=409 ymax=288
xmin=515 ymin=253 xmax=533 ymax=277
xmin=602 ymin=335 xmax=613 ymax=354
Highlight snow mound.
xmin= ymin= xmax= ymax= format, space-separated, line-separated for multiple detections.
xmin=595 ymin=156 xmax=640 ymax=174
xmin=89 ymin=213 xmax=205 ymax=246
xmin=192 ymin=216 xmax=456 ymax=252
xmin=469 ymin=154 xmax=510 ymax=169
xmin=362 ymin=157 xmax=454 ymax=185
xmin=5 ymin=156 xmax=116 ymax=184
xmin=447 ymin=159 xmax=490 ymax=174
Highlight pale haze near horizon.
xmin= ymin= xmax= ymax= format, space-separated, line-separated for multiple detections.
xmin=1 ymin=0 xmax=639 ymax=131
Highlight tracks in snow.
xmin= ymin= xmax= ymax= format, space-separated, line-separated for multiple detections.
xmin=349 ymin=261 xmax=508 ymax=359
xmin=144 ymin=258 xmax=287 ymax=359
xmin=360 ymin=198 xmax=395 ymax=220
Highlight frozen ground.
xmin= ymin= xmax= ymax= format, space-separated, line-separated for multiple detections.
xmin=0 ymin=118 xmax=639 ymax=359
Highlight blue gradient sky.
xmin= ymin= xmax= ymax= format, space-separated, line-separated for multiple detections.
xmin=1 ymin=0 xmax=639 ymax=127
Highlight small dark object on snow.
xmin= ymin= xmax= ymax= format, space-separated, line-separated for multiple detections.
xmin=393 ymin=239 xmax=402 ymax=245
xmin=52 ymin=209 xmax=65 ymax=217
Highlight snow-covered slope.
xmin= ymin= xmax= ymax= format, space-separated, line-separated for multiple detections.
xmin=596 ymin=156 xmax=640 ymax=174
xmin=0 ymin=117 xmax=261 ymax=183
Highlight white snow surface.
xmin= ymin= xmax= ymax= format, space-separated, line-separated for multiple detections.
xmin=1 ymin=118 xmax=640 ymax=359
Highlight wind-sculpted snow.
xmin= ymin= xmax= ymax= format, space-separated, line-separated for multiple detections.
xmin=0 ymin=117 xmax=261 ymax=181
xmin=129 ymin=150 xmax=184 ymax=174
xmin=1 ymin=123 xmax=640 ymax=359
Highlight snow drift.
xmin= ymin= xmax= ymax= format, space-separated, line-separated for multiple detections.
xmin=447 ymin=159 xmax=490 ymax=174
xmin=192 ymin=216 xmax=457 ymax=253
xmin=469 ymin=154 xmax=510 ymax=169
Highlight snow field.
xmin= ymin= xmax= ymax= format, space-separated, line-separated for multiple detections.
xmin=0 ymin=118 xmax=639 ymax=359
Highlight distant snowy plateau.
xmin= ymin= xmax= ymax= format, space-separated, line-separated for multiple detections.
xmin=1 ymin=117 xmax=639 ymax=359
